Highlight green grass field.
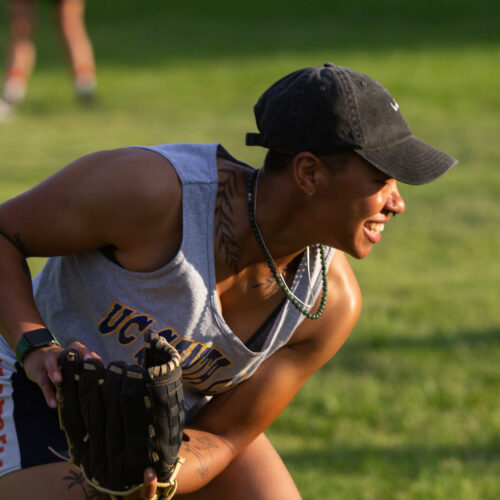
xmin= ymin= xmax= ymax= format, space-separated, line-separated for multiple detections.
xmin=1 ymin=1 xmax=499 ymax=498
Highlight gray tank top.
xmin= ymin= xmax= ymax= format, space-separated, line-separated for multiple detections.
xmin=30 ymin=143 xmax=335 ymax=418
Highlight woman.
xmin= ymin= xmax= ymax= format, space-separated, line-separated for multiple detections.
xmin=0 ymin=63 xmax=456 ymax=499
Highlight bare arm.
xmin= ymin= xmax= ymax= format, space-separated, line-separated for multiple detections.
xmin=0 ymin=147 xmax=182 ymax=403
xmin=175 ymin=251 xmax=362 ymax=493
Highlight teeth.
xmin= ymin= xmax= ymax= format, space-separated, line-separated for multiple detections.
xmin=368 ymin=222 xmax=385 ymax=233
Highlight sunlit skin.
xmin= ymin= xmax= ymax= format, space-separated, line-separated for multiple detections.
xmin=308 ymin=153 xmax=406 ymax=259
xmin=252 ymin=152 xmax=406 ymax=268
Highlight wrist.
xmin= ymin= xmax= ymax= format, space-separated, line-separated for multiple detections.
xmin=15 ymin=328 xmax=60 ymax=366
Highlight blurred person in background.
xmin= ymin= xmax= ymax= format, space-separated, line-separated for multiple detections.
xmin=0 ymin=0 xmax=97 ymax=121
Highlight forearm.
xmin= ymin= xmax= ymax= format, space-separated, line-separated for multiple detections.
xmin=175 ymin=428 xmax=235 ymax=494
xmin=0 ymin=232 xmax=45 ymax=348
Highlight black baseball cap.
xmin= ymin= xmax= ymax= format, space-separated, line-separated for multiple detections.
xmin=246 ymin=63 xmax=457 ymax=185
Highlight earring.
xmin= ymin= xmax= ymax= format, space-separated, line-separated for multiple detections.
xmin=300 ymin=181 xmax=313 ymax=196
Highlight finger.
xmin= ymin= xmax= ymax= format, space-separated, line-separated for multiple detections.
xmin=67 ymin=341 xmax=104 ymax=362
xmin=45 ymin=345 xmax=63 ymax=384
xmin=38 ymin=372 xmax=59 ymax=408
xmin=142 ymin=467 xmax=157 ymax=500
xmin=90 ymin=351 xmax=104 ymax=363
xmin=23 ymin=348 xmax=60 ymax=408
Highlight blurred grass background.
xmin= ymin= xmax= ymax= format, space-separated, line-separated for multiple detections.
xmin=1 ymin=0 xmax=499 ymax=498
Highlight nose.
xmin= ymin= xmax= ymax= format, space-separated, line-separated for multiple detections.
xmin=386 ymin=181 xmax=405 ymax=215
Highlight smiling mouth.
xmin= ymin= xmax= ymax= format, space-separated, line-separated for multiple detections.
xmin=364 ymin=222 xmax=385 ymax=243
xmin=367 ymin=222 xmax=385 ymax=233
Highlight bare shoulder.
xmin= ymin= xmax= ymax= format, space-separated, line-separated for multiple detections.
xmin=287 ymin=249 xmax=362 ymax=370
xmin=68 ymin=146 xmax=181 ymax=204
xmin=325 ymin=249 xmax=362 ymax=322
xmin=1 ymin=146 xmax=181 ymax=220
xmin=0 ymin=147 xmax=182 ymax=268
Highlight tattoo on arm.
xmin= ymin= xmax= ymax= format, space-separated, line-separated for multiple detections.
xmin=20 ymin=258 xmax=32 ymax=280
xmin=13 ymin=233 xmax=27 ymax=254
xmin=215 ymin=168 xmax=239 ymax=272
xmin=62 ymin=468 xmax=108 ymax=499
xmin=13 ymin=233 xmax=32 ymax=279
xmin=0 ymin=230 xmax=32 ymax=279
xmin=0 ymin=229 xmax=27 ymax=254
xmin=183 ymin=435 xmax=220 ymax=480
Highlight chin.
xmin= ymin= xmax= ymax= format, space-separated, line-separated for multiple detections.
xmin=328 ymin=234 xmax=374 ymax=259
xmin=347 ymin=244 xmax=373 ymax=260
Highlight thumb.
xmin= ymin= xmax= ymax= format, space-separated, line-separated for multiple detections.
xmin=142 ymin=467 xmax=158 ymax=500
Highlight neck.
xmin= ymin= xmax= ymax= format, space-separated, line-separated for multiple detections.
xmin=214 ymin=162 xmax=311 ymax=279
xmin=250 ymin=167 xmax=313 ymax=258
xmin=247 ymin=168 xmax=329 ymax=321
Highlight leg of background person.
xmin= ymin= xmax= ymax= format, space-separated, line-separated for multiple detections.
xmin=55 ymin=0 xmax=96 ymax=100
xmin=177 ymin=433 xmax=303 ymax=500
xmin=0 ymin=0 xmax=37 ymax=120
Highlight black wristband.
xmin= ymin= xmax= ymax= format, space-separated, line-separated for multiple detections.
xmin=15 ymin=328 xmax=60 ymax=365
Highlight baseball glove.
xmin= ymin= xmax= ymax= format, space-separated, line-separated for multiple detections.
xmin=56 ymin=330 xmax=185 ymax=500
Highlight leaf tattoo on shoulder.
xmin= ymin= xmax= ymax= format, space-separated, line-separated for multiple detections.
xmin=215 ymin=168 xmax=240 ymax=272
xmin=251 ymin=255 xmax=301 ymax=297
xmin=251 ymin=275 xmax=280 ymax=294
xmin=251 ymin=265 xmax=290 ymax=298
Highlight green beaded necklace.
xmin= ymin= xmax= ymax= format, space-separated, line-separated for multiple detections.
xmin=247 ymin=169 xmax=328 ymax=320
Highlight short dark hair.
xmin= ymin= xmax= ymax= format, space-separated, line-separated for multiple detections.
xmin=317 ymin=152 xmax=351 ymax=176
xmin=263 ymin=150 xmax=295 ymax=173
xmin=264 ymin=149 xmax=351 ymax=176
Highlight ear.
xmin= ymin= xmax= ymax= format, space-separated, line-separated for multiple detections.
xmin=291 ymin=152 xmax=323 ymax=196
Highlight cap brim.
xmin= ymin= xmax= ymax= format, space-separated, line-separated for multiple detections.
xmin=354 ymin=135 xmax=458 ymax=185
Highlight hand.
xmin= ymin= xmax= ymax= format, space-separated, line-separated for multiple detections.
xmin=23 ymin=340 xmax=103 ymax=409
xmin=128 ymin=468 xmax=158 ymax=500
